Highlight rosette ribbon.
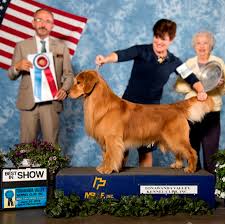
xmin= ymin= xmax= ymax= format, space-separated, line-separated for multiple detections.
xmin=33 ymin=53 xmax=57 ymax=101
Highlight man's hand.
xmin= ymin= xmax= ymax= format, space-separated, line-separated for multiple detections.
xmin=14 ymin=59 xmax=33 ymax=72
xmin=55 ymin=88 xmax=67 ymax=101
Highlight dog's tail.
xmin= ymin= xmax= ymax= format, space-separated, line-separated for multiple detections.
xmin=176 ymin=96 xmax=214 ymax=123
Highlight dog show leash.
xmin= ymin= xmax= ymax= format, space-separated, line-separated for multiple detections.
xmin=95 ymin=64 xmax=100 ymax=71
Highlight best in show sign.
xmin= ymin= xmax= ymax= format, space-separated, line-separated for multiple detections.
xmin=2 ymin=168 xmax=47 ymax=182
xmin=28 ymin=53 xmax=58 ymax=103
xmin=1 ymin=168 xmax=48 ymax=209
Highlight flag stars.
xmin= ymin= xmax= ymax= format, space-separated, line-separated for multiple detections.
xmin=0 ymin=0 xmax=7 ymax=7
xmin=0 ymin=0 xmax=6 ymax=11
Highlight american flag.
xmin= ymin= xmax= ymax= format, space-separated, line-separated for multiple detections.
xmin=0 ymin=0 xmax=87 ymax=70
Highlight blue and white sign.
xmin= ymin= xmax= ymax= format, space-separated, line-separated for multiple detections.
xmin=2 ymin=186 xmax=47 ymax=209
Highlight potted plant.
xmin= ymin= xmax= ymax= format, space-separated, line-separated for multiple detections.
xmin=5 ymin=140 xmax=70 ymax=174
xmin=213 ymin=150 xmax=225 ymax=201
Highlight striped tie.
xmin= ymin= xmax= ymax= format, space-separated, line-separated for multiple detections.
xmin=40 ymin=40 xmax=46 ymax=53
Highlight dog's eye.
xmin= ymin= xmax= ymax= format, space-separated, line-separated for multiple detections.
xmin=77 ymin=80 xmax=80 ymax=84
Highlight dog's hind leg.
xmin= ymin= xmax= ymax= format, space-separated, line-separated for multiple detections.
xmin=96 ymin=136 xmax=125 ymax=174
xmin=162 ymin=120 xmax=197 ymax=173
xmin=168 ymin=144 xmax=197 ymax=173
xmin=162 ymin=136 xmax=197 ymax=173
xmin=182 ymin=146 xmax=197 ymax=173
xmin=167 ymin=141 xmax=197 ymax=173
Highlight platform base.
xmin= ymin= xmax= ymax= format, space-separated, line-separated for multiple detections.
xmin=56 ymin=167 xmax=215 ymax=208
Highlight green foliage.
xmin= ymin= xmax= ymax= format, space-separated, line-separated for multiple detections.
xmin=213 ymin=150 xmax=225 ymax=163
xmin=213 ymin=150 xmax=225 ymax=199
xmin=45 ymin=190 xmax=81 ymax=218
xmin=5 ymin=140 xmax=70 ymax=173
xmin=45 ymin=190 xmax=212 ymax=218
xmin=0 ymin=151 xmax=6 ymax=168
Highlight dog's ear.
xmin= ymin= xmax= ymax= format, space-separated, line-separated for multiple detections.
xmin=83 ymin=71 xmax=99 ymax=94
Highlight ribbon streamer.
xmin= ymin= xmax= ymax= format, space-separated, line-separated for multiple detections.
xmin=44 ymin=67 xmax=57 ymax=97
xmin=34 ymin=67 xmax=42 ymax=100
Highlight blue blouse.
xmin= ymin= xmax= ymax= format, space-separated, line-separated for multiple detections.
xmin=115 ymin=44 xmax=198 ymax=104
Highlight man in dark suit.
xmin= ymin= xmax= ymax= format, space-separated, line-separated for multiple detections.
xmin=8 ymin=8 xmax=74 ymax=144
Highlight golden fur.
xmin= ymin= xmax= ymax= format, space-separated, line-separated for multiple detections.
xmin=70 ymin=70 xmax=214 ymax=174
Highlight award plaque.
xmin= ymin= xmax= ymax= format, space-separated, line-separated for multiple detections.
xmin=199 ymin=61 xmax=223 ymax=91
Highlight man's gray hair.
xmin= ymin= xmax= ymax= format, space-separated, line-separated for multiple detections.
xmin=33 ymin=8 xmax=54 ymax=20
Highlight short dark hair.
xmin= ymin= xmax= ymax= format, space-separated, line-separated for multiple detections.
xmin=153 ymin=19 xmax=177 ymax=40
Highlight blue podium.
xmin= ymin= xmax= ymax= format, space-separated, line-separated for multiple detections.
xmin=56 ymin=167 xmax=215 ymax=208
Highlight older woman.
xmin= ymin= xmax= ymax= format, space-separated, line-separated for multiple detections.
xmin=175 ymin=31 xmax=225 ymax=173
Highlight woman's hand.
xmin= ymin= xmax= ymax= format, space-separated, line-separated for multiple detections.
xmin=217 ymin=78 xmax=224 ymax=87
xmin=193 ymin=81 xmax=207 ymax=101
xmin=197 ymin=91 xmax=208 ymax=101
xmin=95 ymin=55 xmax=107 ymax=66
xmin=95 ymin=52 xmax=118 ymax=67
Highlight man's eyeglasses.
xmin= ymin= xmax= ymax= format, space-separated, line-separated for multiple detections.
xmin=34 ymin=18 xmax=53 ymax=24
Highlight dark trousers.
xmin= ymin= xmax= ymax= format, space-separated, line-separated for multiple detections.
xmin=189 ymin=111 xmax=220 ymax=174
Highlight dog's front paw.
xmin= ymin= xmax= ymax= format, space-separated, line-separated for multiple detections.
xmin=170 ymin=163 xmax=177 ymax=169
xmin=96 ymin=165 xmax=113 ymax=174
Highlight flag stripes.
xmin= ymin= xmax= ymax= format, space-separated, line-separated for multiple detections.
xmin=0 ymin=0 xmax=87 ymax=70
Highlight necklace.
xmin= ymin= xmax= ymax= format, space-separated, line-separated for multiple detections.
xmin=157 ymin=56 xmax=166 ymax=64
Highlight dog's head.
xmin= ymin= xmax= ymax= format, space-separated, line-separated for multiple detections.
xmin=69 ymin=70 xmax=99 ymax=99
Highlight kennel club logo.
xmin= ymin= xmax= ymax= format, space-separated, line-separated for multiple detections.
xmin=2 ymin=168 xmax=47 ymax=182
xmin=84 ymin=177 xmax=113 ymax=199
xmin=93 ymin=177 xmax=106 ymax=190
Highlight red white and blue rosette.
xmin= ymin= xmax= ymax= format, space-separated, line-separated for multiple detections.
xmin=33 ymin=53 xmax=50 ymax=70
xmin=33 ymin=53 xmax=57 ymax=101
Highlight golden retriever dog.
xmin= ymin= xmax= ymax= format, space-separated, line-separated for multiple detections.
xmin=70 ymin=70 xmax=214 ymax=174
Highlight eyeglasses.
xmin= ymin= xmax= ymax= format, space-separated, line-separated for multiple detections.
xmin=34 ymin=18 xmax=53 ymax=24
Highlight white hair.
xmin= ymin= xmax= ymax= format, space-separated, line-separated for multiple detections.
xmin=192 ymin=31 xmax=215 ymax=51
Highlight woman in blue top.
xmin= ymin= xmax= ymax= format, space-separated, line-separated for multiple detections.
xmin=95 ymin=18 xmax=207 ymax=167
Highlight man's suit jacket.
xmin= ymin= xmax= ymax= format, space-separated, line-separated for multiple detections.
xmin=8 ymin=37 xmax=74 ymax=112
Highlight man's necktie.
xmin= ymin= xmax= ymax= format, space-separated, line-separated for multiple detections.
xmin=40 ymin=40 xmax=46 ymax=53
